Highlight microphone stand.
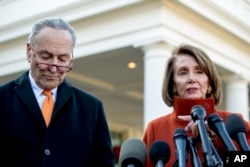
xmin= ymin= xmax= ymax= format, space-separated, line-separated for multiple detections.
xmin=196 ymin=119 xmax=215 ymax=167
xmin=187 ymin=137 xmax=202 ymax=167
xmin=209 ymin=138 xmax=223 ymax=167
xmin=191 ymin=105 xmax=215 ymax=167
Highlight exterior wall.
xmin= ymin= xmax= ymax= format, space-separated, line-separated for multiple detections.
xmin=0 ymin=0 xmax=250 ymax=141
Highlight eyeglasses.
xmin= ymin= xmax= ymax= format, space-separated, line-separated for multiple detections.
xmin=31 ymin=46 xmax=73 ymax=73
xmin=36 ymin=61 xmax=73 ymax=73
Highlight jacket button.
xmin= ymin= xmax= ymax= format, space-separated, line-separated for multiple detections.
xmin=44 ymin=149 xmax=51 ymax=156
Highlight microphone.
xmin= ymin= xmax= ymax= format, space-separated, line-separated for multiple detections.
xmin=187 ymin=137 xmax=202 ymax=167
xmin=207 ymin=113 xmax=237 ymax=152
xmin=173 ymin=128 xmax=187 ymax=167
xmin=208 ymin=137 xmax=224 ymax=167
xmin=149 ymin=140 xmax=171 ymax=167
xmin=225 ymin=114 xmax=250 ymax=151
xmin=191 ymin=105 xmax=215 ymax=167
xmin=188 ymin=135 xmax=223 ymax=167
xmin=119 ymin=138 xmax=147 ymax=167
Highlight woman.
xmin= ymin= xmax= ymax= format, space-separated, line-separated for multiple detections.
xmin=143 ymin=44 xmax=250 ymax=167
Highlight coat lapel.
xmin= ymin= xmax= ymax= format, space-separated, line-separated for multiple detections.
xmin=52 ymin=81 xmax=73 ymax=120
xmin=14 ymin=72 xmax=45 ymax=126
xmin=14 ymin=71 xmax=73 ymax=126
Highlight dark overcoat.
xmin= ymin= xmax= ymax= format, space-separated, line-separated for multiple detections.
xmin=0 ymin=71 xmax=115 ymax=167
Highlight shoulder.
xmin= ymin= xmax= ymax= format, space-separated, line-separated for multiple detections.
xmin=0 ymin=78 xmax=19 ymax=93
xmin=73 ymin=86 xmax=101 ymax=102
xmin=215 ymin=110 xmax=234 ymax=119
xmin=215 ymin=110 xmax=246 ymax=123
xmin=146 ymin=113 xmax=172 ymax=129
xmin=0 ymin=71 xmax=29 ymax=90
xmin=60 ymin=79 xmax=102 ymax=103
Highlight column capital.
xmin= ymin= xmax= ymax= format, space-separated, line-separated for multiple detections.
xmin=222 ymin=74 xmax=250 ymax=84
xmin=132 ymin=35 xmax=176 ymax=50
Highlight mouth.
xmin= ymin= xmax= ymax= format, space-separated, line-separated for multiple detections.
xmin=44 ymin=74 xmax=57 ymax=80
xmin=186 ymin=87 xmax=198 ymax=93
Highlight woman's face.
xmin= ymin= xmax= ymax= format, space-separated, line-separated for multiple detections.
xmin=173 ymin=54 xmax=210 ymax=99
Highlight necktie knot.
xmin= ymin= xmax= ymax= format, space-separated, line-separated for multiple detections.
xmin=43 ymin=90 xmax=52 ymax=97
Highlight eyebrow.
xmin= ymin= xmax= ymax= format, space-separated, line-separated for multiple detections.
xmin=176 ymin=65 xmax=202 ymax=72
xmin=38 ymin=50 xmax=70 ymax=57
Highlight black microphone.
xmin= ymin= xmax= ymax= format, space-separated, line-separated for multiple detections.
xmin=225 ymin=114 xmax=250 ymax=151
xmin=173 ymin=128 xmax=187 ymax=167
xmin=191 ymin=105 xmax=215 ymax=167
xmin=119 ymin=138 xmax=147 ymax=167
xmin=207 ymin=113 xmax=237 ymax=152
xmin=149 ymin=140 xmax=171 ymax=167
xmin=187 ymin=137 xmax=202 ymax=167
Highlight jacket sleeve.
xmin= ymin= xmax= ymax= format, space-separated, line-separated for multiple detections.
xmin=89 ymin=101 xmax=115 ymax=167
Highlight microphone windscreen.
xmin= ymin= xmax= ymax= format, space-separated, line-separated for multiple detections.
xmin=119 ymin=137 xmax=147 ymax=167
xmin=207 ymin=113 xmax=223 ymax=133
xmin=149 ymin=140 xmax=171 ymax=165
xmin=225 ymin=114 xmax=246 ymax=139
xmin=174 ymin=128 xmax=187 ymax=139
xmin=191 ymin=105 xmax=206 ymax=121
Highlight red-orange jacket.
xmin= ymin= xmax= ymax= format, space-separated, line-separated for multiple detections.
xmin=143 ymin=96 xmax=250 ymax=167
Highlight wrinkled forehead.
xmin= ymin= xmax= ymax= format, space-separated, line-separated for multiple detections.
xmin=174 ymin=54 xmax=199 ymax=68
xmin=33 ymin=28 xmax=74 ymax=54
xmin=35 ymin=27 xmax=73 ymax=46
xmin=175 ymin=53 xmax=208 ymax=71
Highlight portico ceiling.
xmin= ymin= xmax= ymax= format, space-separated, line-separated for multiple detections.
xmin=0 ymin=0 xmax=249 ymax=135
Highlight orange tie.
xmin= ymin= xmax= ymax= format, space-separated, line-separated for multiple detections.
xmin=42 ymin=90 xmax=54 ymax=127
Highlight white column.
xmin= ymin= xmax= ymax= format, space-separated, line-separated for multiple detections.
xmin=225 ymin=77 xmax=249 ymax=121
xmin=141 ymin=42 xmax=174 ymax=129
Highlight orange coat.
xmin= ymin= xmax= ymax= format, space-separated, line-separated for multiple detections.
xmin=143 ymin=96 xmax=250 ymax=167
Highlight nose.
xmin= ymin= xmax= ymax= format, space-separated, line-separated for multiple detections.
xmin=51 ymin=57 xmax=58 ymax=65
xmin=48 ymin=65 xmax=58 ymax=72
xmin=48 ymin=58 xmax=59 ymax=72
xmin=187 ymin=73 xmax=196 ymax=83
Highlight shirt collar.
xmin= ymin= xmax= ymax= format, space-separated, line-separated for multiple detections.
xmin=28 ymin=71 xmax=57 ymax=98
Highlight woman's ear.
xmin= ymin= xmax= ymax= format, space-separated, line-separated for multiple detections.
xmin=207 ymin=86 xmax=212 ymax=94
xmin=173 ymin=85 xmax=178 ymax=96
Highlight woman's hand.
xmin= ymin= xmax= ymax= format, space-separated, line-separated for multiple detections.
xmin=178 ymin=115 xmax=217 ymax=139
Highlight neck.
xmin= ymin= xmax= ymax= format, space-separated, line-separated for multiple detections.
xmin=173 ymin=96 xmax=216 ymax=117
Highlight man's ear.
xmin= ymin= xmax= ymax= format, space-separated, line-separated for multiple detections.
xmin=26 ymin=43 xmax=32 ymax=62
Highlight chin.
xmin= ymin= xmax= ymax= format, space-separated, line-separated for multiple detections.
xmin=185 ymin=95 xmax=203 ymax=99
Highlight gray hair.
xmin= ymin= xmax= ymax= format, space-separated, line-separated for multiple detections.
xmin=28 ymin=17 xmax=77 ymax=47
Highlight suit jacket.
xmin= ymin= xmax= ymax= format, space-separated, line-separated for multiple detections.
xmin=0 ymin=71 xmax=115 ymax=167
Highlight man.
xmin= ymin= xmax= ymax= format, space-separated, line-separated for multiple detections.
xmin=0 ymin=17 xmax=115 ymax=167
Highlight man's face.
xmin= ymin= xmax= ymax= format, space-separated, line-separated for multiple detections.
xmin=27 ymin=27 xmax=74 ymax=90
